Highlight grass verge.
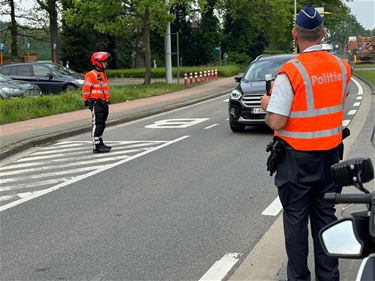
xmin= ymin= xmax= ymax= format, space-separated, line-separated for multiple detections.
xmin=0 ymin=83 xmax=185 ymax=125
xmin=354 ymin=69 xmax=375 ymax=85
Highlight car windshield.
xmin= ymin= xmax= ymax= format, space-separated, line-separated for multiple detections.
xmin=243 ymin=58 xmax=291 ymax=82
xmin=0 ymin=73 xmax=10 ymax=82
xmin=47 ymin=64 xmax=79 ymax=75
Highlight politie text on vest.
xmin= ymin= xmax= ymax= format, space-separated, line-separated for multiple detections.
xmin=311 ymin=72 xmax=343 ymax=86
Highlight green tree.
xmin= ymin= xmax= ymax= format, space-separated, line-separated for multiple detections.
xmin=64 ymin=0 xmax=172 ymax=84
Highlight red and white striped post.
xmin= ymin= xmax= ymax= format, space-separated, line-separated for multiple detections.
xmin=199 ymin=71 xmax=202 ymax=83
xmin=184 ymin=73 xmax=188 ymax=86
xmin=194 ymin=72 xmax=198 ymax=84
xmin=204 ymin=70 xmax=207 ymax=81
xmin=208 ymin=70 xmax=211 ymax=80
xmin=215 ymin=69 xmax=218 ymax=79
xmin=190 ymin=72 xmax=193 ymax=84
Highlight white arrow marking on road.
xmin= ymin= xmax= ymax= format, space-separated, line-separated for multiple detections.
xmin=199 ymin=253 xmax=242 ymax=281
xmin=0 ymin=136 xmax=190 ymax=212
xmin=145 ymin=118 xmax=209 ymax=129
xmin=262 ymin=196 xmax=283 ymax=216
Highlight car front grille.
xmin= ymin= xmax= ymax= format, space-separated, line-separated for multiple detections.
xmin=241 ymin=93 xmax=264 ymax=107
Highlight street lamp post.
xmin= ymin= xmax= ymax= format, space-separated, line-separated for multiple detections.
xmin=293 ymin=0 xmax=297 ymax=54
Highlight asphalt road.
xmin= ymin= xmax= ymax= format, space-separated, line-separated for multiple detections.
xmin=0 ymin=79 xmax=367 ymax=281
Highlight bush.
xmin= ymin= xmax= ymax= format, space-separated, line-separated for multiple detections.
xmin=227 ymin=52 xmax=251 ymax=66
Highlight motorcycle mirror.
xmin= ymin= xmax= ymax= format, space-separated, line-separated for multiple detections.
xmin=320 ymin=218 xmax=363 ymax=258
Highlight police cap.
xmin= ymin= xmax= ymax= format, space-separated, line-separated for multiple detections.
xmin=296 ymin=5 xmax=323 ymax=29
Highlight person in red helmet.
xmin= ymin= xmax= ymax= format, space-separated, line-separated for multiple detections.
xmin=82 ymin=51 xmax=112 ymax=153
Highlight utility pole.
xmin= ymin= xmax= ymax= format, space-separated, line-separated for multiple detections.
xmin=165 ymin=0 xmax=173 ymax=84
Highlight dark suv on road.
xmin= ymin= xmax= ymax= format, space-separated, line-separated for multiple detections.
xmin=228 ymin=54 xmax=296 ymax=132
xmin=0 ymin=62 xmax=84 ymax=94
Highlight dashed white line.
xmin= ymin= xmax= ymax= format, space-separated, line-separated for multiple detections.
xmin=342 ymin=120 xmax=350 ymax=127
xmin=204 ymin=124 xmax=219 ymax=130
xmin=353 ymin=102 xmax=361 ymax=107
xmin=199 ymin=253 xmax=242 ymax=281
xmin=261 ymin=196 xmax=283 ymax=216
xmin=348 ymin=109 xmax=357 ymax=115
xmin=356 ymin=96 xmax=363 ymax=100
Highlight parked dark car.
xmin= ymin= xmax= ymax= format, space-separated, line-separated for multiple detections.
xmin=0 ymin=73 xmax=42 ymax=99
xmin=228 ymin=54 xmax=296 ymax=132
xmin=0 ymin=62 xmax=84 ymax=94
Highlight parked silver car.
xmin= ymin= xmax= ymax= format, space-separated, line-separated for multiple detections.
xmin=0 ymin=73 xmax=42 ymax=99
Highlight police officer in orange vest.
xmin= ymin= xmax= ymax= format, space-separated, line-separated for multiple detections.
xmin=82 ymin=52 xmax=112 ymax=153
xmin=261 ymin=5 xmax=351 ymax=281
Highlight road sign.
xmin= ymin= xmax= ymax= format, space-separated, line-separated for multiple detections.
xmin=214 ymin=46 xmax=221 ymax=52
xmin=26 ymin=42 xmax=32 ymax=50
xmin=0 ymin=42 xmax=5 ymax=51
xmin=53 ymin=43 xmax=57 ymax=50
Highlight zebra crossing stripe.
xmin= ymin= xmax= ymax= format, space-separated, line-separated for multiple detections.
xmin=0 ymin=136 xmax=190 ymax=212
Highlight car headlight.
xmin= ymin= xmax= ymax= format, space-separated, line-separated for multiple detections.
xmin=230 ymin=89 xmax=242 ymax=100
xmin=75 ymin=79 xmax=84 ymax=85
xmin=0 ymin=87 xmax=23 ymax=95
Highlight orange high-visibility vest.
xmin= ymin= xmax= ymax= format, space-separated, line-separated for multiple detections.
xmin=274 ymin=51 xmax=352 ymax=151
xmin=82 ymin=70 xmax=110 ymax=102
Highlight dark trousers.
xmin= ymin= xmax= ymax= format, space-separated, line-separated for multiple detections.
xmin=275 ymin=148 xmax=341 ymax=281
xmin=90 ymin=100 xmax=109 ymax=145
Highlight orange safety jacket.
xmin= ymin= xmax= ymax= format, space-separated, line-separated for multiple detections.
xmin=274 ymin=51 xmax=352 ymax=151
xmin=82 ymin=70 xmax=110 ymax=102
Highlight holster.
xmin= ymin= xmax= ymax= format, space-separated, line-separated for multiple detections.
xmin=266 ymin=137 xmax=286 ymax=176
xmin=338 ymin=127 xmax=351 ymax=160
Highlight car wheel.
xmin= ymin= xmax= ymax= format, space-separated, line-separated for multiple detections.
xmin=229 ymin=116 xmax=245 ymax=132
xmin=64 ymin=84 xmax=77 ymax=92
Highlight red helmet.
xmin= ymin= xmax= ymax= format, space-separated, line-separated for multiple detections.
xmin=91 ymin=52 xmax=111 ymax=70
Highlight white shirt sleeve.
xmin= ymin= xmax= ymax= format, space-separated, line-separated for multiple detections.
xmin=266 ymin=73 xmax=294 ymax=116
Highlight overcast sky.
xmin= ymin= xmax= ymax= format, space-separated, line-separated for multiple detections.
xmin=345 ymin=0 xmax=375 ymax=30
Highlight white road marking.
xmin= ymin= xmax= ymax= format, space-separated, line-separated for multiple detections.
xmin=2 ymin=149 xmax=140 ymax=170
xmin=16 ymin=142 xmax=161 ymax=162
xmin=223 ymin=98 xmax=229 ymax=102
xmin=353 ymin=102 xmax=361 ymax=107
xmin=0 ymin=136 xmax=190 ymax=212
xmin=356 ymin=96 xmax=363 ymax=100
xmin=199 ymin=253 xmax=242 ymax=281
xmin=0 ymin=155 xmax=132 ymax=176
xmin=145 ymin=118 xmax=209 ymax=129
xmin=0 ymin=166 xmax=102 ymax=184
xmin=261 ymin=196 xmax=283 ymax=216
xmin=351 ymin=77 xmax=363 ymax=95
xmin=342 ymin=120 xmax=351 ymax=127
xmin=348 ymin=109 xmax=357 ymax=115
xmin=204 ymin=124 xmax=219 ymax=130
xmin=0 ymin=178 xmax=70 ymax=191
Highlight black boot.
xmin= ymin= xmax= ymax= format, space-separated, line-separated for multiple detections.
xmin=100 ymin=138 xmax=112 ymax=151
xmin=93 ymin=143 xmax=111 ymax=153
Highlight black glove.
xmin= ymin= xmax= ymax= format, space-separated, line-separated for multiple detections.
xmin=84 ymin=99 xmax=94 ymax=110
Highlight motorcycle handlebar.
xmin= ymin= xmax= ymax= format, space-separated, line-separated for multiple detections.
xmin=324 ymin=193 xmax=373 ymax=204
